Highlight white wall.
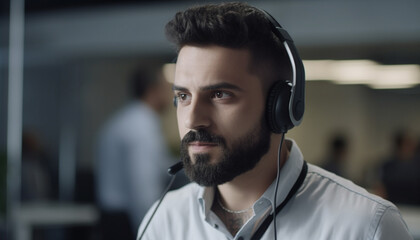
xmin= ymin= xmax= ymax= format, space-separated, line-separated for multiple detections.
xmin=288 ymin=81 xmax=420 ymax=184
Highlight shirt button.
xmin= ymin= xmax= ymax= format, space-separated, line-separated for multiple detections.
xmin=214 ymin=224 xmax=218 ymax=229
xmin=238 ymin=237 xmax=244 ymax=240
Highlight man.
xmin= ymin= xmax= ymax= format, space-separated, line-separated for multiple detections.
xmin=379 ymin=131 xmax=420 ymax=205
xmin=96 ymin=68 xmax=173 ymax=238
xmin=321 ymin=134 xmax=349 ymax=177
xmin=138 ymin=2 xmax=412 ymax=240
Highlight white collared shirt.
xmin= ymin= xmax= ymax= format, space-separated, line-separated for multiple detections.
xmin=137 ymin=139 xmax=413 ymax=240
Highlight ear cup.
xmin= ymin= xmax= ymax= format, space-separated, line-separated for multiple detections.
xmin=266 ymin=81 xmax=293 ymax=133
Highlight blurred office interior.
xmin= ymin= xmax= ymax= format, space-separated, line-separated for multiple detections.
xmin=1 ymin=0 xmax=420 ymax=239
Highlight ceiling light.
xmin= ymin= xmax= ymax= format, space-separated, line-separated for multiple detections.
xmin=303 ymin=60 xmax=420 ymax=89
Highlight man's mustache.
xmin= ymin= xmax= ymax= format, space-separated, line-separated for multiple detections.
xmin=181 ymin=130 xmax=226 ymax=145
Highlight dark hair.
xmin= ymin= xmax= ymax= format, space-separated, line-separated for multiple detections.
xmin=129 ymin=68 xmax=157 ymax=99
xmin=165 ymin=2 xmax=291 ymax=86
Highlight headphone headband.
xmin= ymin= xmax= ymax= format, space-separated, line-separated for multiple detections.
xmin=259 ymin=9 xmax=305 ymax=130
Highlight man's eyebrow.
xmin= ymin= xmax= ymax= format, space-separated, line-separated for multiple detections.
xmin=200 ymin=82 xmax=242 ymax=91
xmin=173 ymin=82 xmax=242 ymax=92
xmin=172 ymin=85 xmax=188 ymax=92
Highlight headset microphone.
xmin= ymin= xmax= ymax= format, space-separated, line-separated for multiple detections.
xmin=138 ymin=161 xmax=184 ymax=239
xmin=168 ymin=161 xmax=183 ymax=175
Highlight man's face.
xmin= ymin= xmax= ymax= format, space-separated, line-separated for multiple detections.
xmin=173 ymin=45 xmax=271 ymax=186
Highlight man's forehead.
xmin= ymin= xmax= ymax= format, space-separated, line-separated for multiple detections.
xmin=176 ymin=45 xmax=252 ymax=74
xmin=174 ymin=45 xmax=258 ymax=89
xmin=172 ymin=82 xmax=243 ymax=92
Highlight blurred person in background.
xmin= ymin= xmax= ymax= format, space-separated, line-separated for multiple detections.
xmin=378 ymin=130 xmax=420 ymax=205
xmin=21 ymin=130 xmax=55 ymax=202
xmin=321 ymin=134 xmax=349 ymax=178
xmin=95 ymin=67 xmax=173 ymax=239
xmin=20 ymin=131 xmax=59 ymax=240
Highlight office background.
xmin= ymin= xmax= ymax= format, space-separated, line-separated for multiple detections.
xmin=1 ymin=0 xmax=420 ymax=239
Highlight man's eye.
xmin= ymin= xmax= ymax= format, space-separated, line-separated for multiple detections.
xmin=176 ymin=93 xmax=190 ymax=103
xmin=212 ymin=91 xmax=231 ymax=99
xmin=179 ymin=93 xmax=187 ymax=100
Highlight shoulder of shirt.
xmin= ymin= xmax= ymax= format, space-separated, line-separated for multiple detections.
xmin=306 ymin=163 xmax=397 ymax=209
xmin=167 ymin=182 xmax=202 ymax=199
xmin=101 ymin=102 xmax=159 ymax=137
xmin=159 ymin=182 xmax=202 ymax=210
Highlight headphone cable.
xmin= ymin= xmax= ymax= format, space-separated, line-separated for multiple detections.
xmin=273 ymin=133 xmax=286 ymax=240
xmin=138 ymin=173 xmax=177 ymax=240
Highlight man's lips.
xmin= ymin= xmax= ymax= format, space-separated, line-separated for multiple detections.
xmin=189 ymin=141 xmax=218 ymax=146
xmin=188 ymin=141 xmax=218 ymax=152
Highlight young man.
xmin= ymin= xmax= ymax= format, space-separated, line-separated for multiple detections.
xmin=138 ymin=2 xmax=412 ymax=240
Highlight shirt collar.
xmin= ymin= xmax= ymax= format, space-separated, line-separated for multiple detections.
xmin=198 ymin=185 xmax=214 ymax=219
xmin=259 ymin=139 xmax=304 ymax=213
xmin=197 ymin=138 xmax=304 ymax=217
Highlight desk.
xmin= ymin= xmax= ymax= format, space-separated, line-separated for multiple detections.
xmin=14 ymin=203 xmax=99 ymax=240
xmin=399 ymin=205 xmax=420 ymax=240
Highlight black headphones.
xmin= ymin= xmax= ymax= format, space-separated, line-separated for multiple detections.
xmin=261 ymin=9 xmax=306 ymax=133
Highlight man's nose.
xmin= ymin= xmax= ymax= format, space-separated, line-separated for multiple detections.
xmin=184 ymin=98 xmax=211 ymax=130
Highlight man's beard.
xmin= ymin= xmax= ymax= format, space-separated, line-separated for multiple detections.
xmin=180 ymin=118 xmax=271 ymax=186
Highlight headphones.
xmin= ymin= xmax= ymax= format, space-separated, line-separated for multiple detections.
xmin=261 ymin=9 xmax=306 ymax=133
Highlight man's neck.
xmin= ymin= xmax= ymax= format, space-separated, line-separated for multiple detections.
xmin=212 ymin=191 xmax=254 ymax=236
xmin=211 ymin=135 xmax=289 ymax=236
